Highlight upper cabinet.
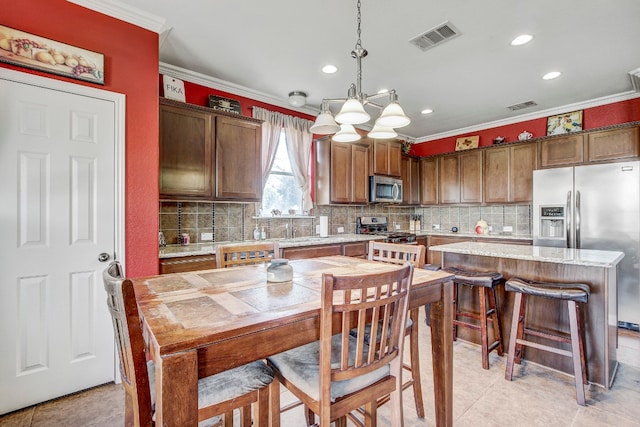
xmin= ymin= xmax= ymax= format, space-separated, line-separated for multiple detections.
xmin=439 ymin=151 xmax=483 ymax=204
xmin=159 ymin=98 xmax=262 ymax=202
xmin=438 ymin=154 xmax=460 ymax=204
xmin=484 ymin=143 xmax=537 ymax=203
xmin=539 ymin=134 xmax=584 ymax=167
xmin=401 ymin=155 xmax=420 ymax=205
xmin=419 ymin=157 xmax=438 ymax=205
xmin=316 ymin=138 xmax=369 ymax=205
xmin=586 ymin=126 xmax=639 ymax=163
xmin=371 ymin=139 xmax=402 ymax=177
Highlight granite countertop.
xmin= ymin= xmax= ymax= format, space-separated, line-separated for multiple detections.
xmin=428 ymin=241 xmax=624 ymax=268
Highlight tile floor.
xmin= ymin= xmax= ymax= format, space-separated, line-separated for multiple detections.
xmin=1 ymin=310 xmax=638 ymax=427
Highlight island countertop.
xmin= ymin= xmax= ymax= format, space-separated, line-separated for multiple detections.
xmin=428 ymin=241 xmax=624 ymax=268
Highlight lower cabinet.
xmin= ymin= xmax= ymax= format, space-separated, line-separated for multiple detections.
xmin=281 ymin=244 xmax=343 ymax=260
xmin=159 ymin=254 xmax=217 ymax=274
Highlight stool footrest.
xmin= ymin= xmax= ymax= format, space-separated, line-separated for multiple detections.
xmin=515 ymin=338 xmax=573 ymax=358
xmin=523 ymin=327 xmax=572 ymax=345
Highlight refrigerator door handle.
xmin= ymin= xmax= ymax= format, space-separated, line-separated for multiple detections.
xmin=575 ymin=190 xmax=581 ymax=249
xmin=566 ymin=191 xmax=572 ymax=248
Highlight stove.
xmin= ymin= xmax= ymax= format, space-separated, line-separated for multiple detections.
xmin=356 ymin=216 xmax=417 ymax=244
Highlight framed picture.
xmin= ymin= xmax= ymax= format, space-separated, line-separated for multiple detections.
xmin=0 ymin=25 xmax=104 ymax=85
xmin=455 ymin=135 xmax=479 ymax=151
xmin=208 ymin=95 xmax=241 ymax=114
xmin=547 ymin=110 xmax=583 ymax=136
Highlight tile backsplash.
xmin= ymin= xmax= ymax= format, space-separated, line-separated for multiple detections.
xmin=159 ymin=202 xmax=532 ymax=246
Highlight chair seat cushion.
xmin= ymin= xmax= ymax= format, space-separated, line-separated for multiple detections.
xmin=267 ymin=334 xmax=390 ymax=402
xmin=443 ymin=266 xmax=503 ymax=287
xmin=505 ymin=277 xmax=590 ymax=303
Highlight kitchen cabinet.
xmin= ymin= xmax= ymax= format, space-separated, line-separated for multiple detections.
xmin=439 ymin=151 xmax=483 ymax=204
xmin=316 ymin=138 xmax=369 ymax=204
xmin=438 ymin=154 xmax=460 ymax=204
xmin=159 ymin=102 xmax=214 ymax=199
xmin=159 ymin=254 xmax=216 ymax=274
xmin=342 ymin=242 xmax=368 ymax=258
xmin=401 ymin=155 xmax=420 ymax=205
xmin=281 ymin=243 xmax=343 ymax=260
xmin=419 ymin=157 xmax=438 ymax=205
xmin=586 ymin=126 xmax=639 ymax=163
xmin=159 ymin=98 xmax=262 ymax=202
xmin=539 ymin=134 xmax=584 ymax=167
xmin=484 ymin=142 xmax=536 ymax=203
xmin=371 ymin=139 xmax=402 ymax=177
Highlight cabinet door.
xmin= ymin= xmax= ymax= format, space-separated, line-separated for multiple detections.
xmin=587 ymin=126 xmax=639 ymax=163
xmin=460 ymin=150 xmax=483 ymax=203
xmin=439 ymin=154 xmax=460 ymax=204
xmin=351 ymin=144 xmax=370 ymax=203
xmin=371 ymin=140 xmax=402 ymax=177
xmin=539 ymin=134 xmax=584 ymax=167
xmin=330 ymin=141 xmax=352 ymax=203
xmin=420 ymin=157 xmax=438 ymax=205
xmin=401 ymin=156 xmax=420 ymax=205
xmin=215 ymin=116 xmax=262 ymax=201
xmin=483 ymin=147 xmax=509 ymax=203
xmin=388 ymin=141 xmax=402 ymax=177
xmin=509 ymin=143 xmax=536 ymax=202
xmin=159 ymin=104 xmax=214 ymax=199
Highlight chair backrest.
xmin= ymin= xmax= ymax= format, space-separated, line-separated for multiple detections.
xmin=319 ymin=263 xmax=414 ymax=403
xmin=368 ymin=241 xmax=426 ymax=268
xmin=216 ymin=241 xmax=279 ymax=268
xmin=103 ymin=261 xmax=153 ymax=426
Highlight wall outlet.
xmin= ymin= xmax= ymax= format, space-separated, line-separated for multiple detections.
xmin=395 ymin=224 xmax=401 ymax=230
xmin=503 ymin=226 xmax=513 ymax=232
xmin=337 ymin=226 xmax=344 ymax=233
xmin=432 ymin=224 xmax=440 ymax=230
xmin=200 ymin=232 xmax=213 ymax=241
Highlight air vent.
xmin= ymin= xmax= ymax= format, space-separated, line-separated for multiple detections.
xmin=409 ymin=21 xmax=461 ymax=51
xmin=507 ymin=101 xmax=538 ymax=111
xmin=629 ymin=68 xmax=640 ymax=92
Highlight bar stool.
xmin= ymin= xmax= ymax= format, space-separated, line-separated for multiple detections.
xmin=504 ymin=277 xmax=590 ymax=406
xmin=443 ymin=266 xmax=504 ymax=369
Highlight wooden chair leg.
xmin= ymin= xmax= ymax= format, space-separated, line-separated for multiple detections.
xmin=408 ymin=308 xmax=425 ymax=418
xmin=254 ymin=386 xmax=270 ymax=427
xmin=223 ymin=411 xmax=233 ymax=426
xmin=513 ymin=294 xmax=527 ymax=364
xmin=575 ymin=303 xmax=588 ymax=385
xmin=489 ymin=286 xmax=504 ymax=356
xmin=479 ymin=287 xmax=490 ymax=369
xmin=305 ymin=405 xmax=315 ymax=427
xmin=240 ymin=405 xmax=251 ymax=427
xmin=268 ymin=380 xmax=280 ymax=427
xmin=505 ymin=292 xmax=523 ymax=380
xmin=452 ymin=282 xmax=459 ymax=341
xmin=363 ymin=401 xmax=377 ymax=427
xmin=568 ymin=300 xmax=586 ymax=406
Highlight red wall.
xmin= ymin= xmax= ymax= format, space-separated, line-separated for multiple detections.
xmin=2 ymin=0 xmax=159 ymax=277
xmin=411 ymin=97 xmax=640 ymax=157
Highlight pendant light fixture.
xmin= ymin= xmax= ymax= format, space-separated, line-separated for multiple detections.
xmin=309 ymin=0 xmax=410 ymax=141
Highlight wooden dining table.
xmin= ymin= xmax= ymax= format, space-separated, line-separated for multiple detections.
xmin=131 ymin=255 xmax=454 ymax=426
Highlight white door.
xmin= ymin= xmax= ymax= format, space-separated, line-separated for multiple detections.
xmin=0 ymin=71 xmax=123 ymax=414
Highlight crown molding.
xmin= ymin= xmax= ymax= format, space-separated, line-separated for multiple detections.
xmin=416 ymin=91 xmax=640 ymax=143
xmin=159 ymin=62 xmax=320 ymax=117
xmin=66 ymin=0 xmax=166 ymax=33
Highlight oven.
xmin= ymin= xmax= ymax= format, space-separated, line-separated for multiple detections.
xmin=356 ymin=216 xmax=417 ymax=244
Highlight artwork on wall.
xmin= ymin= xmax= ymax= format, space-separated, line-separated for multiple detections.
xmin=546 ymin=110 xmax=583 ymax=135
xmin=208 ymin=95 xmax=241 ymax=114
xmin=455 ymin=135 xmax=479 ymax=151
xmin=0 ymin=25 xmax=104 ymax=85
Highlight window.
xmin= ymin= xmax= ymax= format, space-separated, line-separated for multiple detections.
xmin=262 ymin=130 xmax=303 ymax=214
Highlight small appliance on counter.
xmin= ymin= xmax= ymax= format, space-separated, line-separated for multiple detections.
xmin=356 ymin=216 xmax=416 ymax=244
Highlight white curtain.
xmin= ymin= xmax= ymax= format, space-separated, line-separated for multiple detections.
xmin=284 ymin=116 xmax=314 ymax=212
xmin=252 ymin=107 xmax=285 ymax=183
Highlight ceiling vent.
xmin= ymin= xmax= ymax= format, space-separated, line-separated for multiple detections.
xmin=409 ymin=21 xmax=461 ymax=51
xmin=507 ymin=100 xmax=538 ymax=111
xmin=629 ymin=68 xmax=640 ymax=92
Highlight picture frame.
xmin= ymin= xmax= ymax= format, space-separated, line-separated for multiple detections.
xmin=0 ymin=25 xmax=104 ymax=85
xmin=208 ymin=95 xmax=241 ymax=114
xmin=546 ymin=110 xmax=583 ymax=136
xmin=455 ymin=135 xmax=479 ymax=151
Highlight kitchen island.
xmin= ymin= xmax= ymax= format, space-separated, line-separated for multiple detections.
xmin=429 ymin=241 xmax=624 ymax=389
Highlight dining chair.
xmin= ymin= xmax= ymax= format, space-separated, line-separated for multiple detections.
xmin=365 ymin=241 xmax=427 ymax=419
xmin=103 ymin=261 xmax=274 ymax=427
xmin=216 ymin=241 xmax=279 ymax=268
xmin=267 ymin=262 xmax=414 ymax=427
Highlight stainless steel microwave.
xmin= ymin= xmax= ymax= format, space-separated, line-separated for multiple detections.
xmin=369 ymin=175 xmax=403 ymax=203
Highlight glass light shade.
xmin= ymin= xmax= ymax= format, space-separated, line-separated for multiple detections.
xmin=332 ymin=124 xmax=361 ymax=142
xmin=376 ymin=102 xmax=411 ymax=128
xmin=368 ymin=124 xmax=397 ymax=139
xmin=335 ymin=99 xmax=370 ymax=124
xmin=310 ymin=112 xmax=340 ymax=134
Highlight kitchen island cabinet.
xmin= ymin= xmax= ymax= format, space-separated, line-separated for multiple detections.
xmin=429 ymin=241 xmax=623 ymax=389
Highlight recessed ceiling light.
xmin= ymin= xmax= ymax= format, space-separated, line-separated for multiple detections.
xmin=543 ymin=71 xmax=562 ymax=80
xmin=510 ymin=34 xmax=533 ymax=46
xmin=322 ymin=64 xmax=338 ymax=74
xmin=421 ymin=109 xmax=433 ymax=115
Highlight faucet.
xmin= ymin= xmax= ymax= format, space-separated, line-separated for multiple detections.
xmin=285 ymin=223 xmax=289 ymax=239
xmin=292 ymin=228 xmax=297 ymax=239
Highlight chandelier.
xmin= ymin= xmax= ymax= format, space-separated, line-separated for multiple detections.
xmin=310 ymin=0 xmax=411 ymax=142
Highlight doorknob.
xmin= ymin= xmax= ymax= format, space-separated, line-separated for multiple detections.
xmin=98 ymin=253 xmax=111 ymax=262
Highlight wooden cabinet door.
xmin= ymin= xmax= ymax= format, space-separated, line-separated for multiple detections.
xmin=388 ymin=141 xmax=402 ymax=177
xmin=215 ymin=116 xmax=262 ymax=201
xmin=330 ymin=141 xmax=351 ymax=203
xmin=371 ymin=140 xmax=402 ymax=177
xmin=401 ymin=156 xmax=420 ymax=205
xmin=420 ymin=157 xmax=438 ymax=205
xmin=587 ymin=126 xmax=639 ymax=163
xmin=460 ymin=150 xmax=483 ymax=203
xmin=159 ymin=103 xmax=214 ymax=199
xmin=439 ymin=154 xmax=460 ymax=204
xmin=510 ymin=143 xmax=537 ymax=202
xmin=351 ymin=144 xmax=369 ymax=203
xmin=539 ymin=134 xmax=584 ymax=167
xmin=483 ymin=147 xmax=509 ymax=203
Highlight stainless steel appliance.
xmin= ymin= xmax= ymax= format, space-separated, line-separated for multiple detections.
xmin=533 ymin=161 xmax=640 ymax=328
xmin=356 ymin=216 xmax=417 ymax=244
xmin=369 ymin=175 xmax=403 ymax=203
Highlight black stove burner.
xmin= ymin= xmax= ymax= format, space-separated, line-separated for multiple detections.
xmin=356 ymin=216 xmax=416 ymax=243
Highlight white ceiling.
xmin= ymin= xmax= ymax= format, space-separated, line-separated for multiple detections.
xmin=112 ymin=0 xmax=640 ymax=142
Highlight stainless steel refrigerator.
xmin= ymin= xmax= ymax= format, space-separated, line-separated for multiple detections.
xmin=533 ymin=161 xmax=640 ymax=328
